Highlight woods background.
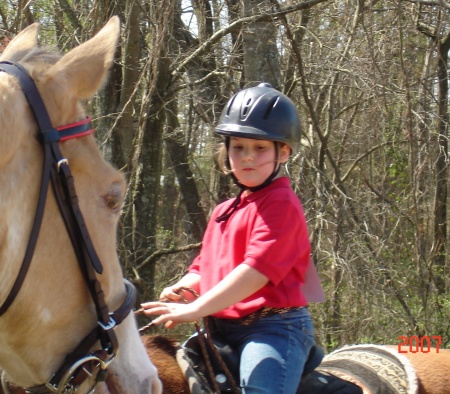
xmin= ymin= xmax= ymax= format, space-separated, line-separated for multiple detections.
xmin=2 ymin=0 xmax=449 ymax=351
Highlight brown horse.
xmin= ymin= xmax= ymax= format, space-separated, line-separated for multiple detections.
xmin=141 ymin=335 xmax=450 ymax=394
xmin=0 ymin=18 xmax=161 ymax=393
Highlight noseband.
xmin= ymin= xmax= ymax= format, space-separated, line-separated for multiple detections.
xmin=0 ymin=62 xmax=137 ymax=393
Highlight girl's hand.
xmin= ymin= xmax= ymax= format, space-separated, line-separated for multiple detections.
xmin=139 ymin=301 xmax=202 ymax=329
xmin=158 ymin=273 xmax=201 ymax=302
xmin=159 ymin=286 xmax=186 ymax=302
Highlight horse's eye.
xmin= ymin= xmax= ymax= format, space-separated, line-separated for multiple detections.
xmin=103 ymin=182 xmax=124 ymax=211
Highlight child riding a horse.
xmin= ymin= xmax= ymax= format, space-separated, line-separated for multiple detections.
xmin=141 ymin=83 xmax=323 ymax=394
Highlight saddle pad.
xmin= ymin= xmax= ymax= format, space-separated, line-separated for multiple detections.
xmin=318 ymin=345 xmax=418 ymax=394
xmin=176 ymin=347 xmax=214 ymax=394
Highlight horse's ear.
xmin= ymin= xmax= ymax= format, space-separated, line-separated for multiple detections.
xmin=47 ymin=16 xmax=120 ymax=99
xmin=0 ymin=23 xmax=40 ymax=62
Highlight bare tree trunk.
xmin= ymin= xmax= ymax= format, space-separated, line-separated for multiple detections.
xmin=416 ymin=20 xmax=450 ymax=295
xmin=92 ymin=0 xmax=124 ymax=162
xmin=111 ymin=0 xmax=142 ymax=170
xmin=413 ymin=42 xmax=434 ymax=306
xmin=241 ymin=0 xmax=281 ymax=87
xmin=173 ymin=1 xmax=229 ymax=207
xmin=131 ymin=0 xmax=176 ymax=300
xmin=432 ymin=35 xmax=450 ymax=294
xmin=165 ymin=98 xmax=208 ymax=242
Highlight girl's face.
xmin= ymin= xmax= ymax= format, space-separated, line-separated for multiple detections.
xmin=228 ymin=137 xmax=290 ymax=188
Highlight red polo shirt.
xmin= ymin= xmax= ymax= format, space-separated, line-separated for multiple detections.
xmin=188 ymin=177 xmax=311 ymax=319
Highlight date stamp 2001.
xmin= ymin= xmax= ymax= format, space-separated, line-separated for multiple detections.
xmin=398 ymin=335 xmax=442 ymax=353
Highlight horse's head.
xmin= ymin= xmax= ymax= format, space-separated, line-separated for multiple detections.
xmin=0 ymin=17 xmax=162 ymax=393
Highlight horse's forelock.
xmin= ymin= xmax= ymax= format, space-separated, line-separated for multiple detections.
xmin=2 ymin=47 xmax=61 ymax=67
xmin=0 ymin=46 xmax=63 ymax=134
xmin=13 ymin=48 xmax=85 ymax=128
xmin=13 ymin=46 xmax=61 ymax=66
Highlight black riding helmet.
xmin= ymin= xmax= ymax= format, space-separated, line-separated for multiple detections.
xmin=214 ymin=83 xmax=302 ymax=222
xmin=215 ymin=83 xmax=301 ymax=153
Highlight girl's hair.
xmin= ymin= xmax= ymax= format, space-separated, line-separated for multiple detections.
xmin=215 ymin=142 xmax=229 ymax=175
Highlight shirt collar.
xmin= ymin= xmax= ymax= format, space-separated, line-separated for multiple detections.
xmin=242 ymin=177 xmax=291 ymax=202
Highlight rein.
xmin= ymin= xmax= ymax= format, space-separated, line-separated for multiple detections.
xmin=138 ymin=287 xmax=241 ymax=394
xmin=0 ymin=61 xmax=136 ymax=393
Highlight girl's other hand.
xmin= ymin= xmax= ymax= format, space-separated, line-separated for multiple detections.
xmin=139 ymin=301 xmax=201 ymax=329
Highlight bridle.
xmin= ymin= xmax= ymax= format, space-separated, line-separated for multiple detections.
xmin=0 ymin=61 xmax=137 ymax=393
xmin=0 ymin=60 xmax=136 ymax=394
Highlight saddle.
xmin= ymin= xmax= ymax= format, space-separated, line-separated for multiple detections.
xmin=181 ymin=332 xmax=363 ymax=394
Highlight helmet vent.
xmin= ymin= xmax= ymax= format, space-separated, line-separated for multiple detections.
xmin=241 ymin=98 xmax=253 ymax=118
xmin=263 ymin=97 xmax=279 ymax=120
xmin=226 ymin=94 xmax=238 ymax=116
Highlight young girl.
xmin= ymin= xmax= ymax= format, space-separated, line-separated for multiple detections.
xmin=141 ymin=83 xmax=322 ymax=393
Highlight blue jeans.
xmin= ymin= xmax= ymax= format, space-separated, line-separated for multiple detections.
xmin=209 ymin=308 xmax=315 ymax=394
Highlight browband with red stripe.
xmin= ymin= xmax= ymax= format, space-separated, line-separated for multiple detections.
xmin=57 ymin=116 xmax=94 ymax=141
xmin=0 ymin=61 xmax=95 ymax=143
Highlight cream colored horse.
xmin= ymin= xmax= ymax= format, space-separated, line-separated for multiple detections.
xmin=0 ymin=18 xmax=162 ymax=393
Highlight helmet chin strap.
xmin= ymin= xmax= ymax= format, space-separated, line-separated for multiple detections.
xmin=216 ymin=140 xmax=281 ymax=223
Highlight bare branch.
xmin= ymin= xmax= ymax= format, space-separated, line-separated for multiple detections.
xmin=171 ymin=0 xmax=330 ymax=76
xmin=404 ymin=0 xmax=450 ymax=10
xmin=341 ymin=140 xmax=408 ymax=182
xmin=136 ymin=242 xmax=202 ymax=272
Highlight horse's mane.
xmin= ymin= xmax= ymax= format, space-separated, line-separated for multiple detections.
xmin=142 ymin=335 xmax=190 ymax=394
